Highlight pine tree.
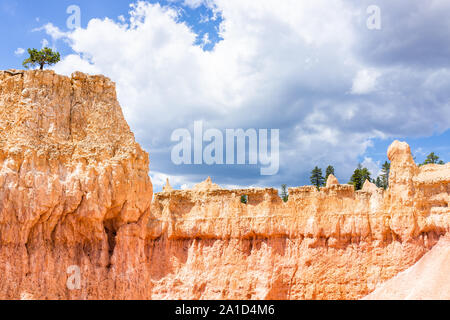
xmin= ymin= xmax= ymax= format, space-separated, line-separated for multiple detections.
xmin=310 ymin=167 xmax=325 ymax=190
xmin=380 ymin=161 xmax=390 ymax=189
xmin=280 ymin=184 xmax=289 ymax=203
xmin=349 ymin=165 xmax=362 ymax=190
xmin=422 ymin=152 xmax=445 ymax=165
xmin=349 ymin=164 xmax=372 ymax=191
xmin=325 ymin=165 xmax=335 ymax=181
xmin=360 ymin=167 xmax=372 ymax=185
xmin=23 ymin=47 xmax=61 ymax=70
xmin=375 ymin=176 xmax=383 ymax=188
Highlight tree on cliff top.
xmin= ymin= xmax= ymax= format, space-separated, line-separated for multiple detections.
xmin=325 ymin=165 xmax=335 ymax=181
xmin=310 ymin=167 xmax=325 ymax=190
xmin=349 ymin=164 xmax=372 ymax=191
xmin=422 ymin=152 xmax=445 ymax=166
xmin=380 ymin=161 xmax=390 ymax=189
xmin=22 ymin=47 xmax=60 ymax=70
xmin=280 ymin=184 xmax=289 ymax=203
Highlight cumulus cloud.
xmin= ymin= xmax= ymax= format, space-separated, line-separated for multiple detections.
xmin=39 ymin=0 xmax=450 ymax=191
xmin=41 ymin=38 xmax=50 ymax=48
xmin=14 ymin=48 xmax=25 ymax=56
xmin=351 ymin=69 xmax=380 ymax=94
xmin=54 ymin=54 xmax=100 ymax=75
xmin=200 ymin=33 xmax=211 ymax=47
xmin=361 ymin=157 xmax=382 ymax=178
xmin=414 ymin=147 xmax=426 ymax=157
xmin=33 ymin=23 xmax=69 ymax=41
xmin=183 ymin=0 xmax=206 ymax=9
xmin=353 ymin=0 xmax=450 ymax=68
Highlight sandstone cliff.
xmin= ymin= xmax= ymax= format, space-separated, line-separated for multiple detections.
xmin=0 ymin=70 xmax=152 ymax=299
xmin=150 ymin=148 xmax=449 ymax=300
xmin=0 ymin=70 xmax=448 ymax=300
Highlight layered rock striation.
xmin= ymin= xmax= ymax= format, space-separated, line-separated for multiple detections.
xmin=0 ymin=70 xmax=448 ymax=300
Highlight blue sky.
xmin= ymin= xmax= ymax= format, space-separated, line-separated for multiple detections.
xmin=1 ymin=0 xmax=222 ymax=68
xmin=1 ymin=0 xmax=449 ymax=192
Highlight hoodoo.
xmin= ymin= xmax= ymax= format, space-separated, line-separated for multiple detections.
xmin=0 ymin=70 xmax=448 ymax=300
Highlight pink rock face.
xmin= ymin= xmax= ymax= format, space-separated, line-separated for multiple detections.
xmin=0 ymin=70 xmax=448 ymax=300
xmin=364 ymin=236 xmax=450 ymax=300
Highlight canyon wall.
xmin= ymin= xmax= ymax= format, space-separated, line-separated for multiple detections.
xmin=0 ymin=70 xmax=448 ymax=300
xmin=150 ymin=149 xmax=449 ymax=300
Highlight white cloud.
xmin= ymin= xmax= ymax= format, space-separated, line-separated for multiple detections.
xmin=183 ymin=0 xmax=205 ymax=9
xmin=33 ymin=23 xmax=69 ymax=41
xmin=351 ymin=69 xmax=380 ymax=94
xmin=54 ymin=54 xmax=100 ymax=75
xmin=362 ymin=157 xmax=381 ymax=178
xmin=14 ymin=48 xmax=25 ymax=56
xmin=201 ymin=33 xmax=211 ymax=47
xmin=39 ymin=0 xmax=450 ymax=188
xmin=414 ymin=147 xmax=426 ymax=157
xmin=41 ymin=38 xmax=50 ymax=48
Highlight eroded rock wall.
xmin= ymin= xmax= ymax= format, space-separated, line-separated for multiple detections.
xmin=0 ymin=70 xmax=152 ymax=299
xmin=148 ymin=144 xmax=449 ymax=300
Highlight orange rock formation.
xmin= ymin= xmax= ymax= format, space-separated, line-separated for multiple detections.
xmin=0 ymin=70 xmax=448 ymax=300
xmin=0 ymin=70 xmax=153 ymax=299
